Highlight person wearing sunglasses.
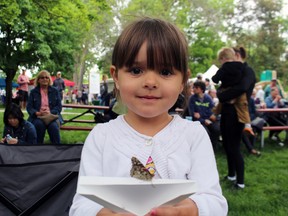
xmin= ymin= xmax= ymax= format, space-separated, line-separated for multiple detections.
xmin=27 ymin=70 xmax=63 ymax=144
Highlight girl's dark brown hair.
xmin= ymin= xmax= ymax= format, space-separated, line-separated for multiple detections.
xmin=232 ymin=46 xmax=247 ymax=60
xmin=4 ymin=103 xmax=24 ymax=125
xmin=111 ymin=17 xmax=189 ymax=84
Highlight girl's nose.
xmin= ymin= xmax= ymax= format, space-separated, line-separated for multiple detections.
xmin=143 ymin=71 xmax=158 ymax=89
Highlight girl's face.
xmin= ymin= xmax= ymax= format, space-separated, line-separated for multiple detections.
xmin=111 ymin=42 xmax=184 ymax=120
xmin=8 ymin=115 xmax=19 ymax=128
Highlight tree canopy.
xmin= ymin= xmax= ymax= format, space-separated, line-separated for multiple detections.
xmin=96 ymin=0 xmax=287 ymax=84
xmin=0 ymin=0 xmax=109 ymax=107
xmin=0 ymin=0 xmax=287 ymax=107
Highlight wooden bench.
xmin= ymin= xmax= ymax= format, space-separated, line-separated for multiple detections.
xmin=63 ymin=119 xmax=95 ymax=123
xmin=60 ymin=125 xmax=93 ymax=131
xmin=62 ymin=104 xmax=109 ymax=110
xmin=260 ymin=126 xmax=288 ymax=148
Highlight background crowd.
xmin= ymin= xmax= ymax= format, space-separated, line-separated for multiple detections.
xmin=1 ymin=47 xmax=287 ymax=148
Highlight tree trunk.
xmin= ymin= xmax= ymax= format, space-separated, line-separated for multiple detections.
xmin=73 ymin=43 xmax=89 ymax=90
xmin=4 ymin=68 xmax=17 ymax=108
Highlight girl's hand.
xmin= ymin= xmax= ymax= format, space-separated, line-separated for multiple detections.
xmin=97 ymin=208 xmax=135 ymax=216
xmin=7 ymin=138 xmax=18 ymax=145
xmin=97 ymin=199 xmax=198 ymax=216
xmin=145 ymin=199 xmax=198 ymax=216
xmin=1 ymin=138 xmax=6 ymax=143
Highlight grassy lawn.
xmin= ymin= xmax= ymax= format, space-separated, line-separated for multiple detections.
xmin=0 ymin=107 xmax=287 ymax=215
xmin=216 ymin=137 xmax=288 ymax=216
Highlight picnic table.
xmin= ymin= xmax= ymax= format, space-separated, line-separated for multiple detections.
xmin=257 ymin=108 xmax=288 ymax=147
xmin=61 ymin=104 xmax=110 ymax=131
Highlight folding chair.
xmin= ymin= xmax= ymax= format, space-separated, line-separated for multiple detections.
xmin=0 ymin=144 xmax=83 ymax=216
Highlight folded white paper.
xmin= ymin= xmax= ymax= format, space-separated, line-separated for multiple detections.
xmin=78 ymin=176 xmax=197 ymax=216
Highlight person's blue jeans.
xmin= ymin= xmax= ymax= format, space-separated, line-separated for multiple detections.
xmin=32 ymin=118 xmax=61 ymax=144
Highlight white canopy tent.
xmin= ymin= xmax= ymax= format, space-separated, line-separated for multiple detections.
xmin=189 ymin=64 xmax=219 ymax=83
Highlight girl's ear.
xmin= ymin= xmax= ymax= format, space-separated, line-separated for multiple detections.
xmin=110 ymin=65 xmax=119 ymax=89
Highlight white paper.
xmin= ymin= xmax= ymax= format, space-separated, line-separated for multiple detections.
xmin=78 ymin=177 xmax=197 ymax=216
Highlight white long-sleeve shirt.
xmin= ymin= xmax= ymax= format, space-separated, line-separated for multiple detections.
xmin=69 ymin=115 xmax=228 ymax=216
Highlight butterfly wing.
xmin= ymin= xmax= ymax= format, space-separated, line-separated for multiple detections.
xmin=130 ymin=157 xmax=154 ymax=181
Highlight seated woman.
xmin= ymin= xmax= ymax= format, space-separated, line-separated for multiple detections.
xmin=27 ymin=70 xmax=63 ymax=144
xmin=264 ymin=86 xmax=286 ymax=142
xmin=1 ymin=103 xmax=37 ymax=144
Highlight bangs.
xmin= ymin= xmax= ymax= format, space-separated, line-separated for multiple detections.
xmin=4 ymin=103 xmax=23 ymax=125
xmin=112 ymin=18 xmax=188 ymax=75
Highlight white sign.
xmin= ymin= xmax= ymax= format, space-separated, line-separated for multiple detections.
xmin=89 ymin=72 xmax=100 ymax=94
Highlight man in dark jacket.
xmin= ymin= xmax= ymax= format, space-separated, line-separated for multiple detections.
xmin=53 ymin=71 xmax=65 ymax=101
xmin=188 ymin=81 xmax=220 ymax=150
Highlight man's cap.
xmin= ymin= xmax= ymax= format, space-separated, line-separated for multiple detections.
xmin=57 ymin=71 xmax=61 ymax=75
xmin=22 ymin=67 xmax=26 ymax=71
xmin=271 ymin=78 xmax=277 ymax=81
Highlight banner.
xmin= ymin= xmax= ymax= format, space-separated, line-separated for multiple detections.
xmin=89 ymin=72 xmax=100 ymax=94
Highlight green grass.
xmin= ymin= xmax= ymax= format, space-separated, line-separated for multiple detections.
xmin=216 ymin=132 xmax=288 ymax=216
xmin=1 ymin=108 xmax=288 ymax=215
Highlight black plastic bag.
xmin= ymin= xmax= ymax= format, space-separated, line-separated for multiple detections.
xmin=0 ymin=144 xmax=83 ymax=216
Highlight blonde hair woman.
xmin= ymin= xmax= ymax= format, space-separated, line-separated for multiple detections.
xmin=27 ymin=70 xmax=63 ymax=144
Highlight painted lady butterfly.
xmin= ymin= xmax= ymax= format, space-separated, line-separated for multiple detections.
xmin=130 ymin=157 xmax=154 ymax=181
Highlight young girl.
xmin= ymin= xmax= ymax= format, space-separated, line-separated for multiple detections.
xmin=1 ymin=103 xmax=37 ymax=145
xmin=70 ymin=18 xmax=227 ymax=216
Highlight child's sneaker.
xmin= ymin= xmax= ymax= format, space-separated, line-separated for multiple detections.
xmin=223 ymin=175 xmax=236 ymax=182
xmin=243 ymin=127 xmax=255 ymax=136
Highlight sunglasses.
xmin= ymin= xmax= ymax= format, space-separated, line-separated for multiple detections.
xmin=39 ymin=76 xmax=49 ymax=79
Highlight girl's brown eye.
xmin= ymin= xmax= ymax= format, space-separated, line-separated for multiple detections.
xmin=160 ymin=69 xmax=173 ymax=76
xmin=130 ymin=68 xmax=142 ymax=75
